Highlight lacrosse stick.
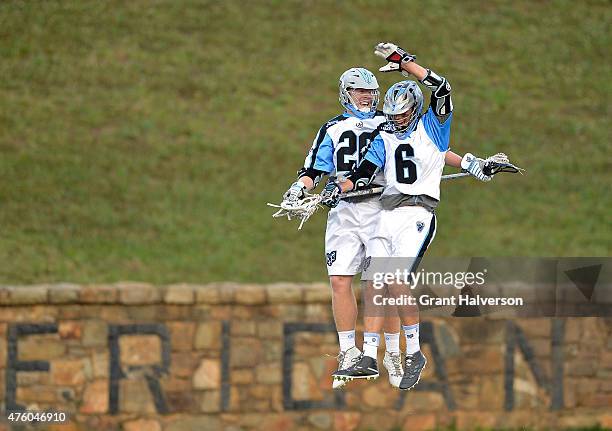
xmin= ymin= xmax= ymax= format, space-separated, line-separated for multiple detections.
xmin=269 ymin=154 xmax=523 ymax=230
xmin=482 ymin=152 xmax=525 ymax=176
xmin=340 ymin=172 xmax=470 ymax=199
xmin=268 ymin=172 xmax=470 ymax=230
xmin=267 ymin=193 xmax=324 ymax=230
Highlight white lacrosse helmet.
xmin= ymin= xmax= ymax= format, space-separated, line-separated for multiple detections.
xmin=383 ymin=80 xmax=424 ymax=138
xmin=339 ymin=68 xmax=379 ymax=119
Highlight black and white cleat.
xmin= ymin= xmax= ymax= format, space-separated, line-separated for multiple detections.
xmin=399 ymin=350 xmax=427 ymax=391
xmin=333 ymin=354 xmax=379 ymax=382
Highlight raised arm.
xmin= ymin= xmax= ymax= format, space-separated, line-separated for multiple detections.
xmin=374 ymin=42 xmax=452 ymax=123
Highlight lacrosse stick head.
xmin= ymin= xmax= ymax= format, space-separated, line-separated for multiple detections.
xmin=483 ymin=153 xmax=525 ymax=176
xmin=268 ymin=193 xmax=323 ymax=230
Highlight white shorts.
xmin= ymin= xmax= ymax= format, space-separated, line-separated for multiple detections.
xmin=367 ymin=206 xmax=437 ymax=259
xmin=325 ymin=198 xmax=382 ymax=276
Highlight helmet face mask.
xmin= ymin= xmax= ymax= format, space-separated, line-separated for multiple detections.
xmin=339 ymin=68 xmax=379 ymax=119
xmin=383 ymin=81 xmax=424 ymax=138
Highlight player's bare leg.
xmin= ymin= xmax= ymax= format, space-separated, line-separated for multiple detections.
xmin=330 ymin=275 xmax=361 ymax=388
xmin=333 ymin=280 xmax=383 ymax=382
xmin=330 ymin=275 xmax=357 ymax=331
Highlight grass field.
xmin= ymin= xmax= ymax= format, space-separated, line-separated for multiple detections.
xmin=0 ymin=0 xmax=609 ymax=284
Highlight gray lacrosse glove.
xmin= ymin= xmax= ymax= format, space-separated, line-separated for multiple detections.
xmin=374 ymin=42 xmax=417 ymax=74
xmin=461 ymin=153 xmax=491 ymax=182
xmin=283 ymin=181 xmax=306 ymax=203
xmin=320 ymin=181 xmax=342 ymax=208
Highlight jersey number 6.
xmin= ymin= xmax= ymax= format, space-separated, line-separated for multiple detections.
xmin=395 ymin=143 xmax=417 ymax=184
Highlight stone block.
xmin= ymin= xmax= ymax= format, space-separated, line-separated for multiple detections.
xmin=582 ymin=393 xmax=612 ymax=408
xmin=231 ymin=320 xmax=256 ymax=336
xmin=334 ymin=412 xmax=361 ymax=431
xmin=292 ymin=362 xmax=323 ymax=401
xmin=402 ymin=414 xmax=436 ymax=431
xmin=216 ymin=283 xmax=236 ymax=303
xmin=479 ymin=375 xmax=504 ymax=409
xmin=165 ymin=389 xmax=197 ymax=412
xmin=58 ymin=321 xmax=82 ymax=340
xmin=193 ymin=359 xmax=220 ymax=389
xmin=18 ymin=336 xmax=66 ymax=361
xmin=82 ymin=320 xmax=108 ymax=347
xmin=48 ymin=284 xmax=80 ymax=304
xmin=16 ymin=386 xmax=58 ymax=403
xmin=91 ymin=351 xmax=109 ymax=378
xmin=266 ymin=283 xmax=303 ymax=303
xmin=165 ymin=416 xmax=221 ymax=431
xmin=230 ymin=369 xmax=254 ymax=385
xmin=255 ymin=363 xmax=282 ymax=384
xmin=194 ymin=321 xmax=222 ymax=350
xmin=454 ymin=412 xmax=497 ymax=429
xmin=80 ymin=379 xmax=109 ymax=413
xmin=233 ymin=284 xmax=267 ymax=305
xmin=308 ymin=412 xmax=332 ymax=430
xmin=117 ymin=282 xmax=161 ymax=304
xmin=304 ymin=283 xmax=331 ymax=303
xmin=0 ymin=286 xmax=10 ymax=305
xmin=167 ymin=321 xmax=195 ymax=351
xmin=517 ymin=318 xmax=551 ymax=338
xmin=170 ymin=353 xmax=199 ymax=378
xmin=51 ymin=358 xmax=88 ymax=386
xmin=119 ymin=378 xmax=156 ymax=413
xmin=229 ymin=338 xmax=261 ymax=368
xmin=165 ymin=284 xmax=195 ymax=304
xmin=257 ymin=320 xmax=283 ymax=338
xmin=119 ymin=335 xmax=162 ymax=366
xmin=195 ymin=285 xmax=221 ymax=304
xmin=8 ymin=285 xmax=48 ymax=304
xmin=80 ymin=284 xmax=118 ymax=303
xmin=258 ymin=415 xmax=296 ymax=431
xmin=199 ymin=390 xmax=221 ymax=413
xmin=123 ymin=419 xmax=161 ymax=431
xmin=558 ymin=414 xmax=600 ymax=428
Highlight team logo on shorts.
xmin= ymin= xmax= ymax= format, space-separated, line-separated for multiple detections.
xmin=362 ymin=256 xmax=372 ymax=271
xmin=416 ymin=221 xmax=425 ymax=232
xmin=326 ymin=251 xmax=337 ymax=267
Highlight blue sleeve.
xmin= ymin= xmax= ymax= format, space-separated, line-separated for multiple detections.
xmin=312 ymin=133 xmax=335 ymax=173
xmin=422 ymin=107 xmax=452 ymax=152
xmin=364 ymin=135 xmax=386 ymax=168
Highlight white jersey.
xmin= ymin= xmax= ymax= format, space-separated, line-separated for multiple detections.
xmin=364 ymin=107 xmax=452 ymax=201
xmin=300 ymin=111 xmax=386 ymax=185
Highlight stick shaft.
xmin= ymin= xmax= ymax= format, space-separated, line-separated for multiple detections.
xmin=340 ymin=172 xmax=470 ymax=199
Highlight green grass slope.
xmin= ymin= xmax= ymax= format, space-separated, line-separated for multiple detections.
xmin=0 ymin=0 xmax=609 ymax=283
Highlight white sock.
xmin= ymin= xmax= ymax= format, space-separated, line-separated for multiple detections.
xmin=363 ymin=332 xmax=380 ymax=359
xmin=338 ymin=330 xmax=356 ymax=352
xmin=384 ymin=332 xmax=400 ymax=354
xmin=403 ymin=323 xmax=420 ymax=355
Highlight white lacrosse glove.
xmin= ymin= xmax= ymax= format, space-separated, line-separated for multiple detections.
xmin=461 ymin=153 xmax=491 ymax=182
xmin=283 ymin=181 xmax=307 ymax=204
xmin=374 ymin=42 xmax=417 ymax=75
xmin=320 ymin=181 xmax=342 ymax=208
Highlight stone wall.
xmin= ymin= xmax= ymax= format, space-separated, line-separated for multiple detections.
xmin=0 ymin=283 xmax=611 ymax=431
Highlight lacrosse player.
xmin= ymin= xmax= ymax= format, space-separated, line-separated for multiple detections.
xmin=323 ymin=42 xmax=491 ymax=390
xmin=282 ymin=67 xmax=405 ymax=388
